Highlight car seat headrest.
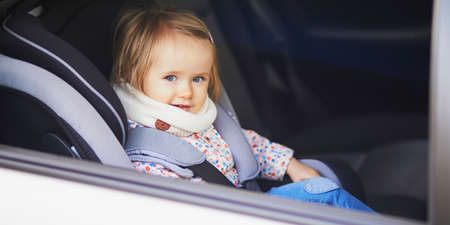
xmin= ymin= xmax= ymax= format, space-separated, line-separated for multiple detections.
xmin=40 ymin=0 xmax=127 ymax=77
xmin=0 ymin=54 xmax=133 ymax=168
xmin=0 ymin=12 xmax=128 ymax=145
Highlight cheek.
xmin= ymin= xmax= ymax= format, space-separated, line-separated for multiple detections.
xmin=196 ymin=85 xmax=209 ymax=105
xmin=143 ymin=79 xmax=172 ymax=103
xmin=191 ymin=86 xmax=209 ymax=113
xmin=198 ymin=85 xmax=209 ymax=98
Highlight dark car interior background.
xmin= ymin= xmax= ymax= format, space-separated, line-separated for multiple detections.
xmin=0 ymin=0 xmax=432 ymax=221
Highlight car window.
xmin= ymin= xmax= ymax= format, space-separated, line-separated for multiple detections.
xmin=1 ymin=0 xmax=445 ymax=224
xmin=171 ymin=0 xmax=431 ymax=221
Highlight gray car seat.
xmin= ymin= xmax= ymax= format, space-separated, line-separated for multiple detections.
xmin=0 ymin=53 xmax=133 ymax=168
xmin=0 ymin=1 xmax=132 ymax=166
xmin=0 ymin=0 xmax=345 ymax=185
xmin=0 ymin=0 xmax=427 ymax=220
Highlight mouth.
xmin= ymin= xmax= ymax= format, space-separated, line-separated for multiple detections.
xmin=171 ymin=104 xmax=192 ymax=112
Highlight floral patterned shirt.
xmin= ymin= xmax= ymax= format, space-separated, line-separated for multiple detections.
xmin=129 ymin=120 xmax=294 ymax=186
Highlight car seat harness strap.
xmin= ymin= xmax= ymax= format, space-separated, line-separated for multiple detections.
xmin=125 ymin=105 xmax=260 ymax=188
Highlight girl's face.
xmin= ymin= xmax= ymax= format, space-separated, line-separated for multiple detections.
xmin=143 ymin=32 xmax=213 ymax=114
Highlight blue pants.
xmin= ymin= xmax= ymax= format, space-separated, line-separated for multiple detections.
xmin=266 ymin=177 xmax=375 ymax=213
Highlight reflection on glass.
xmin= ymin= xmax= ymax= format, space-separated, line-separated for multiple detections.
xmin=177 ymin=0 xmax=431 ymax=221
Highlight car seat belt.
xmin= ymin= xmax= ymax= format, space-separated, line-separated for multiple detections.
xmin=214 ymin=105 xmax=260 ymax=185
xmin=126 ymin=126 xmax=235 ymax=187
xmin=188 ymin=161 xmax=236 ymax=187
xmin=125 ymin=105 xmax=261 ymax=188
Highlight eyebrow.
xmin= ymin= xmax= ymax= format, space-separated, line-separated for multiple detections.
xmin=197 ymin=72 xmax=210 ymax=76
xmin=164 ymin=71 xmax=210 ymax=76
xmin=164 ymin=70 xmax=181 ymax=75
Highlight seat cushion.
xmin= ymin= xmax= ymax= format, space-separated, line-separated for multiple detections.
xmin=366 ymin=194 xmax=426 ymax=221
xmin=359 ymin=139 xmax=428 ymax=202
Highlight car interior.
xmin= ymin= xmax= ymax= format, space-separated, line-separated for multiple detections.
xmin=0 ymin=0 xmax=432 ymax=222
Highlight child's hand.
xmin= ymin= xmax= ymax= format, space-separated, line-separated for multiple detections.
xmin=286 ymin=158 xmax=320 ymax=182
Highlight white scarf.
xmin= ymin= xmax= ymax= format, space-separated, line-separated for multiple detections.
xmin=113 ymin=83 xmax=217 ymax=137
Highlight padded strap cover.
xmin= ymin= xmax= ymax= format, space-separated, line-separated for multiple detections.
xmin=214 ymin=105 xmax=260 ymax=184
xmin=126 ymin=127 xmax=234 ymax=186
xmin=126 ymin=127 xmax=205 ymax=177
xmin=126 ymin=127 xmax=205 ymax=166
xmin=125 ymin=105 xmax=260 ymax=185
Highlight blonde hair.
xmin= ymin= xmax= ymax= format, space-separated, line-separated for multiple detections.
xmin=111 ymin=5 xmax=221 ymax=101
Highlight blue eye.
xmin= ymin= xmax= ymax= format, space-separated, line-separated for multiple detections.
xmin=164 ymin=75 xmax=176 ymax=81
xmin=193 ymin=76 xmax=204 ymax=83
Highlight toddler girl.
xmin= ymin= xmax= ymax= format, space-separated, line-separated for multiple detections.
xmin=111 ymin=5 xmax=373 ymax=213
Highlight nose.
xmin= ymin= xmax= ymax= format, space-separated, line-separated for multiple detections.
xmin=177 ymin=80 xmax=193 ymax=99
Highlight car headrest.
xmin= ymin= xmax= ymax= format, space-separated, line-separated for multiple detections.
xmin=40 ymin=0 xmax=127 ymax=77
xmin=0 ymin=54 xmax=133 ymax=168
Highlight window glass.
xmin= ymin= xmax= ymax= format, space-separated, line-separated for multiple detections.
xmin=172 ymin=0 xmax=431 ymax=221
